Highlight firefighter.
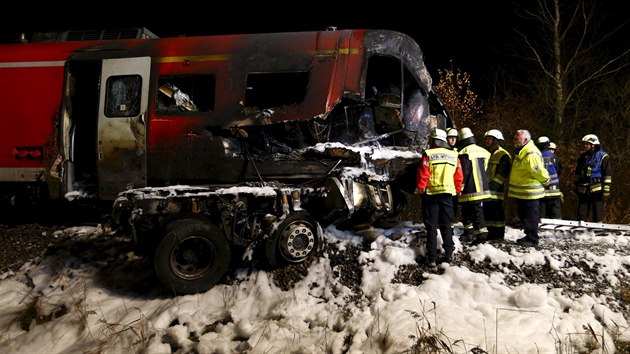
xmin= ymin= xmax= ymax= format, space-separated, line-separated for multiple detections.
xmin=447 ymin=128 xmax=459 ymax=151
xmin=575 ymin=134 xmax=611 ymax=222
xmin=536 ymin=136 xmax=563 ymax=219
xmin=483 ymin=129 xmax=512 ymax=241
xmin=509 ymin=129 xmax=550 ymax=248
xmin=416 ymin=128 xmax=463 ymax=267
xmin=446 ymin=127 xmax=460 ymax=229
xmin=457 ymin=127 xmax=491 ymax=244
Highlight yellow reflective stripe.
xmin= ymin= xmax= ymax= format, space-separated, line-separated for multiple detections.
xmin=155 ymin=48 xmax=360 ymax=63
xmin=486 ymin=221 xmax=505 ymax=227
xmin=156 ymin=54 xmax=233 ymax=63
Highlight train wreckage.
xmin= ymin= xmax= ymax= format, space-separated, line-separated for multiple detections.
xmin=0 ymin=28 xmax=452 ymax=293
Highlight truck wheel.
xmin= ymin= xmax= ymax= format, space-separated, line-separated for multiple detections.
xmin=266 ymin=212 xmax=320 ymax=268
xmin=154 ymin=218 xmax=230 ymax=294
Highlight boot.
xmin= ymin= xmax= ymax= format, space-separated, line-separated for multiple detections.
xmin=471 ymin=232 xmax=488 ymax=245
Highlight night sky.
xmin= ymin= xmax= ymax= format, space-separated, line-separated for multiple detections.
xmin=2 ymin=1 xmax=627 ymax=95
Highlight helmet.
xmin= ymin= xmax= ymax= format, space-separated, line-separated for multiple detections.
xmin=432 ymin=128 xmax=447 ymax=142
xmin=537 ymin=136 xmax=550 ymax=144
xmin=582 ymin=134 xmax=600 ymax=145
xmin=484 ymin=129 xmax=504 ymax=140
xmin=458 ymin=127 xmax=475 ymax=140
xmin=447 ymin=128 xmax=458 ymax=137
xmin=549 ymin=142 xmax=557 ymax=150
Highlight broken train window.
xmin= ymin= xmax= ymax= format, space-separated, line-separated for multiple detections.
xmin=105 ymin=75 xmax=142 ymax=117
xmin=365 ymin=55 xmax=429 ymax=147
xmin=244 ymin=72 xmax=309 ymax=110
xmin=155 ymin=75 xmax=215 ymax=115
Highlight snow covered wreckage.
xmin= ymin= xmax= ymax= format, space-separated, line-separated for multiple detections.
xmin=0 ymin=28 xmax=451 ymax=293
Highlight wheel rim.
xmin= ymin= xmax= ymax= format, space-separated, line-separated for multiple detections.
xmin=279 ymin=221 xmax=315 ymax=263
xmin=170 ymin=235 xmax=216 ymax=279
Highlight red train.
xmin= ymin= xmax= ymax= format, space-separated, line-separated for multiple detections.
xmin=0 ymin=28 xmax=451 ymax=293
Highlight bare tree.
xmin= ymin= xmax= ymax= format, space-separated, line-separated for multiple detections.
xmin=513 ymin=0 xmax=629 ymax=137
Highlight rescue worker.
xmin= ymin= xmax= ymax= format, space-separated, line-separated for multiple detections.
xmin=457 ymin=127 xmax=491 ymax=244
xmin=416 ymin=128 xmax=463 ymax=267
xmin=536 ymin=136 xmax=563 ymax=219
xmin=508 ymin=129 xmax=550 ymax=248
xmin=446 ymin=127 xmax=460 ymax=228
xmin=574 ymin=134 xmax=611 ymax=222
xmin=447 ymin=128 xmax=458 ymax=151
xmin=483 ymin=129 xmax=512 ymax=241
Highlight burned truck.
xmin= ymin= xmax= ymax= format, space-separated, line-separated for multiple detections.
xmin=0 ymin=28 xmax=451 ymax=293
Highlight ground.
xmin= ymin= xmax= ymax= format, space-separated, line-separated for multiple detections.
xmin=2 ymin=221 xmax=629 ymax=325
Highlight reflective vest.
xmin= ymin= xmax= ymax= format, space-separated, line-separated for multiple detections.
xmin=423 ymin=147 xmax=459 ymax=195
xmin=458 ymin=144 xmax=491 ymax=202
xmin=487 ymin=146 xmax=511 ymax=200
xmin=576 ymin=150 xmax=610 ymax=194
xmin=542 ymin=150 xmax=562 ymax=198
xmin=508 ymin=140 xmax=549 ymax=200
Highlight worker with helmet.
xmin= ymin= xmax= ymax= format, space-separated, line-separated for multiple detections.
xmin=416 ymin=128 xmax=463 ymax=267
xmin=446 ymin=127 xmax=460 ymax=228
xmin=457 ymin=127 xmax=491 ymax=244
xmin=536 ymin=136 xmax=563 ymax=219
xmin=483 ymin=129 xmax=512 ymax=241
xmin=446 ymin=128 xmax=458 ymax=151
xmin=575 ymin=134 xmax=611 ymax=222
xmin=509 ymin=129 xmax=549 ymax=248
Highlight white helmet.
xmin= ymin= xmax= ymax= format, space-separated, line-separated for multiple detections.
xmin=447 ymin=128 xmax=458 ymax=137
xmin=582 ymin=134 xmax=600 ymax=145
xmin=549 ymin=142 xmax=557 ymax=150
xmin=432 ymin=128 xmax=447 ymax=142
xmin=484 ymin=129 xmax=504 ymax=140
xmin=458 ymin=127 xmax=475 ymax=140
xmin=537 ymin=136 xmax=550 ymax=144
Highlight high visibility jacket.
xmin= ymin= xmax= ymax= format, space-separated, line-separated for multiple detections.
xmin=458 ymin=143 xmax=491 ymax=202
xmin=542 ymin=150 xmax=562 ymax=198
xmin=508 ymin=140 xmax=549 ymax=200
xmin=417 ymin=147 xmax=463 ymax=195
xmin=575 ymin=148 xmax=611 ymax=195
xmin=487 ymin=146 xmax=512 ymax=200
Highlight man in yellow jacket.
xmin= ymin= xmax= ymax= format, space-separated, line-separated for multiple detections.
xmin=508 ymin=129 xmax=550 ymax=248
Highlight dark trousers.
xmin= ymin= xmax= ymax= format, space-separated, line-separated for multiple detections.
xmin=577 ymin=192 xmax=604 ymax=222
xmin=422 ymin=193 xmax=455 ymax=263
xmin=460 ymin=201 xmax=488 ymax=237
xmin=539 ymin=197 xmax=562 ymax=219
xmin=484 ymin=199 xmax=505 ymax=240
xmin=516 ymin=199 xmax=540 ymax=243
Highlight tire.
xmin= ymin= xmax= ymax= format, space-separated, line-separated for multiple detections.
xmin=154 ymin=218 xmax=230 ymax=294
xmin=265 ymin=212 xmax=321 ymax=268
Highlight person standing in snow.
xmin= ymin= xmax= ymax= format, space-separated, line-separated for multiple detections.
xmin=457 ymin=127 xmax=491 ymax=245
xmin=483 ymin=129 xmax=512 ymax=242
xmin=446 ymin=128 xmax=460 ymax=229
xmin=574 ymin=134 xmax=611 ymax=222
xmin=508 ymin=129 xmax=550 ymax=248
xmin=536 ymin=136 xmax=563 ymax=219
xmin=416 ymin=128 xmax=463 ymax=267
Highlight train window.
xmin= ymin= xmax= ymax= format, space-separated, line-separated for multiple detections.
xmin=105 ymin=75 xmax=142 ymax=117
xmin=155 ymin=75 xmax=215 ymax=115
xmin=244 ymin=72 xmax=309 ymax=109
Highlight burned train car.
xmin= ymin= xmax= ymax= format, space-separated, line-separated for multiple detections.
xmin=0 ymin=28 xmax=451 ymax=293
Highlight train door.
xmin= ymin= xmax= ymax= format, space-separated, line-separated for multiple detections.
xmin=97 ymin=57 xmax=151 ymax=199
